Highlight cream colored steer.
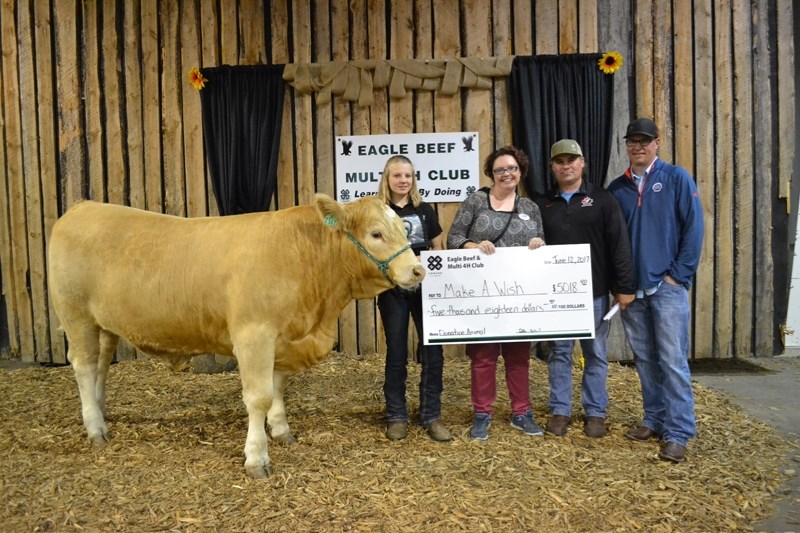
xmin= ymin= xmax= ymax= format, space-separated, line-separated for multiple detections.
xmin=48 ymin=194 xmax=424 ymax=479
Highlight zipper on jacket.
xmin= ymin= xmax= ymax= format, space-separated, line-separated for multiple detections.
xmin=625 ymin=164 xmax=655 ymax=208
xmin=626 ymin=172 xmax=645 ymax=208
xmin=637 ymin=176 xmax=646 ymax=207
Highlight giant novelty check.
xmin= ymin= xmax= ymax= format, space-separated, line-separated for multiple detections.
xmin=420 ymin=244 xmax=595 ymax=344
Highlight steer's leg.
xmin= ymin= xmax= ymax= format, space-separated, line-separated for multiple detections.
xmin=96 ymin=330 xmax=119 ymax=418
xmin=66 ymin=323 xmax=109 ymax=444
xmin=233 ymin=327 xmax=276 ymax=479
xmin=268 ymin=370 xmax=296 ymax=444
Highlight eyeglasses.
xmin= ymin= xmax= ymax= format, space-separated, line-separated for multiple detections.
xmin=492 ymin=165 xmax=519 ymax=176
xmin=625 ymin=139 xmax=654 ymax=148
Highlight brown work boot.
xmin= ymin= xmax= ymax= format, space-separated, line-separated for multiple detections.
xmin=425 ymin=420 xmax=452 ymax=442
xmin=386 ymin=421 xmax=408 ymax=441
xmin=545 ymin=415 xmax=570 ymax=436
xmin=583 ymin=416 xmax=607 ymax=438
xmin=659 ymin=441 xmax=687 ymax=463
xmin=625 ymin=425 xmax=660 ymax=442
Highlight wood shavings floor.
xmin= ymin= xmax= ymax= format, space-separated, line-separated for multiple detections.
xmin=0 ymin=353 xmax=792 ymax=532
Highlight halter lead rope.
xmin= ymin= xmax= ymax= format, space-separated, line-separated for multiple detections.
xmin=344 ymin=232 xmax=411 ymax=285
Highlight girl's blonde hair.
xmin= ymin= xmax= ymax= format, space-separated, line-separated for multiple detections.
xmin=377 ymin=155 xmax=423 ymax=207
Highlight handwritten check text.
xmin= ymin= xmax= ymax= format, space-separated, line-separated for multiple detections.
xmin=420 ymin=244 xmax=595 ymax=344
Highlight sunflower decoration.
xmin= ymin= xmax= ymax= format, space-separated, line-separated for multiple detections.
xmin=598 ymin=51 xmax=623 ymax=74
xmin=188 ymin=67 xmax=208 ymax=90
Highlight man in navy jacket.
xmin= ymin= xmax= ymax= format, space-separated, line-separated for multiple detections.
xmin=607 ymin=118 xmax=704 ymax=463
xmin=536 ymin=139 xmax=635 ymax=439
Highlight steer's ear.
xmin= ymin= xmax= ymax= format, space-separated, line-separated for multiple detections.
xmin=316 ymin=194 xmax=347 ymax=231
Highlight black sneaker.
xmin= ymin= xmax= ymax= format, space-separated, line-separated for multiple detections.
xmin=510 ymin=411 xmax=544 ymax=436
xmin=470 ymin=413 xmax=492 ymax=440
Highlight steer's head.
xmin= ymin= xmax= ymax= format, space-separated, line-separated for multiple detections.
xmin=317 ymin=194 xmax=425 ymax=296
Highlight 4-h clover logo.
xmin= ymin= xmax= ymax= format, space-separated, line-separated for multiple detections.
xmin=427 ymin=255 xmax=443 ymax=271
xmin=339 ymin=189 xmax=351 ymax=201
xmin=466 ymin=186 xmax=477 ymax=194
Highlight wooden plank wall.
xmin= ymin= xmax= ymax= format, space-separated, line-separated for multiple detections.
xmin=0 ymin=0 xmax=793 ymax=363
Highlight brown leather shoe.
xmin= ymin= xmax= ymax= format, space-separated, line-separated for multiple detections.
xmin=659 ymin=441 xmax=687 ymax=463
xmin=425 ymin=420 xmax=452 ymax=442
xmin=583 ymin=416 xmax=607 ymax=438
xmin=625 ymin=425 xmax=660 ymax=442
xmin=546 ymin=415 xmax=570 ymax=436
xmin=386 ymin=421 xmax=408 ymax=441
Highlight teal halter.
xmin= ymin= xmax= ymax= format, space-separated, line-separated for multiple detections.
xmin=344 ymin=232 xmax=411 ymax=285
xmin=324 ymin=213 xmax=411 ymax=284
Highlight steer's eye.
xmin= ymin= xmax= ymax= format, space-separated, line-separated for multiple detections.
xmin=371 ymin=231 xmax=383 ymax=240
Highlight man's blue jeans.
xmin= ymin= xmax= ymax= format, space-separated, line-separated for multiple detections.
xmin=548 ymin=296 xmax=610 ymax=418
xmin=621 ymin=282 xmax=696 ymax=446
xmin=377 ymin=287 xmax=444 ymax=426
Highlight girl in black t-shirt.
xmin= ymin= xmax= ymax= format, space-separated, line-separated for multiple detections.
xmin=376 ymin=155 xmax=451 ymax=442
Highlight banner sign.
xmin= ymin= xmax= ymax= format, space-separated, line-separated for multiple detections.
xmin=334 ymin=132 xmax=480 ymax=203
xmin=420 ymin=244 xmax=595 ymax=344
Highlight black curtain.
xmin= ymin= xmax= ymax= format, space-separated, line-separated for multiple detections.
xmin=508 ymin=54 xmax=614 ymax=197
xmin=199 ymin=65 xmax=285 ymax=215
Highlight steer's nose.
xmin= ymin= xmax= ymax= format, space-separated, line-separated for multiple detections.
xmin=412 ymin=264 xmax=425 ymax=282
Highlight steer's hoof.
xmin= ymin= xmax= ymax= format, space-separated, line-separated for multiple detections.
xmin=88 ymin=429 xmax=110 ymax=446
xmin=274 ymin=433 xmax=297 ymax=445
xmin=245 ymin=463 xmax=272 ymax=479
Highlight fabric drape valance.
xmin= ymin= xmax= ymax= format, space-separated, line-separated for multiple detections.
xmin=283 ymin=56 xmax=514 ymax=106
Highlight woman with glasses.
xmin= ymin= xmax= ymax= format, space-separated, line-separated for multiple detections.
xmin=447 ymin=146 xmax=546 ymax=440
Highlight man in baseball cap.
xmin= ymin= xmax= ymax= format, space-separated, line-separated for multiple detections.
xmin=535 ymin=139 xmax=635 ymax=439
xmin=608 ymin=118 xmax=704 ymax=464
